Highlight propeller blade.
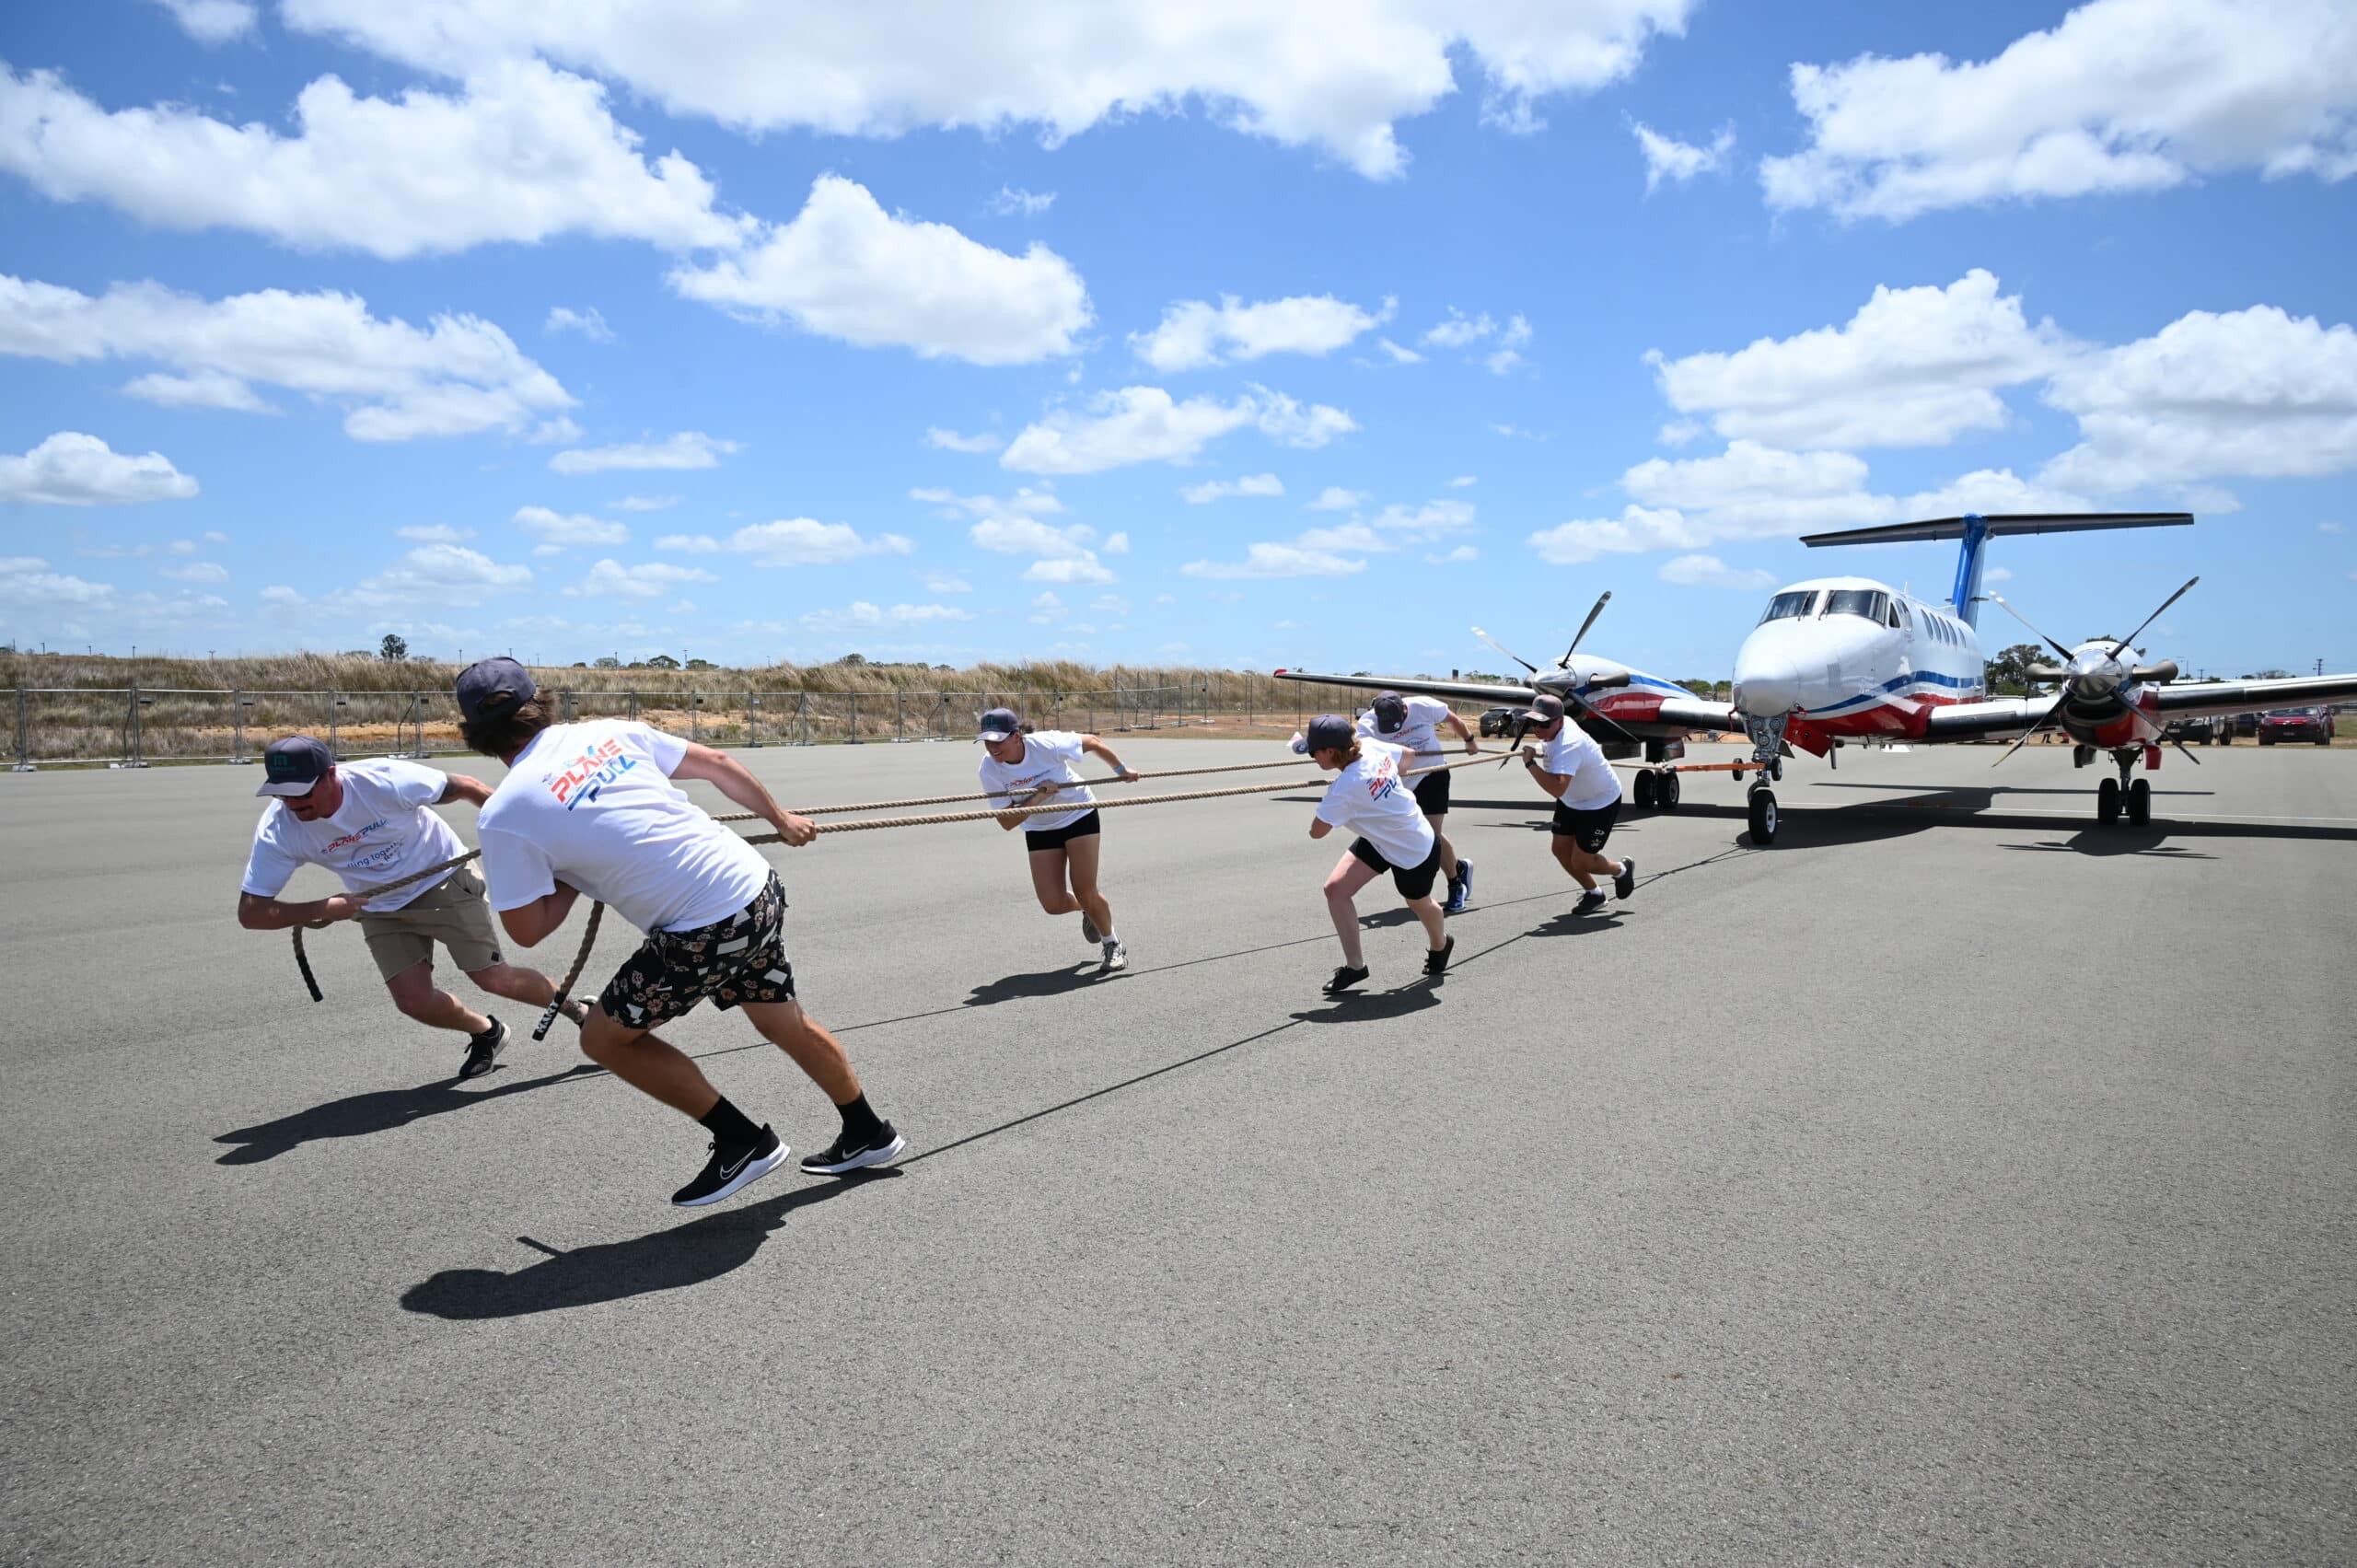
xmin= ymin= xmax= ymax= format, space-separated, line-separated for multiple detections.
xmin=1565 ymin=690 xmax=1640 ymax=748
xmin=1562 ymin=591 xmax=1612 ymax=662
xmin=2109 ymin=576 xmax=2199 ymax=659
xmin=1991 ymin=690 xmax=2071 ymax=767
xmin=1470 ymin=626 xmax=1538 ymax=675
xmin=2171 ymin=738 xmax=2202 ymax=767
xmin=1986 ymin=595 xmax=2079 ymax=664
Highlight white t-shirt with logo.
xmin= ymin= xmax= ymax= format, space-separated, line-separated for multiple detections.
xmin=1355 ymin=695 xmax=1455 ymax=761
xmin=241 ymin=757 xmax=466 ymax=912
xmin=1316 ymin=739 xmax=1436 ymax=868
xmin=477 ymin=720 xmax=772 ymax=934
xmin=1537 ymin=721 xmax=1623 ymax=811
xmin=978 ymin=729 xmax=1097 ymax=833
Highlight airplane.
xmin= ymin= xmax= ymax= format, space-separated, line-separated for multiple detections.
xmin=1279 ymin=512 xmax=2357 ymax=847
xmin=1724 ymin=511 xmax=2357 ymax=842
xmin=1274 ymin=590 xmax=1739 ymax=809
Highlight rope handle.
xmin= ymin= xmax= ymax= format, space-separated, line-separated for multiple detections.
xmin=533 ymin=899 xmax=604 ymax=1040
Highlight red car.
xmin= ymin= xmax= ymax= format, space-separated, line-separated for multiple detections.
xmin=2258 ymin=706 xmax=2335 ymax=745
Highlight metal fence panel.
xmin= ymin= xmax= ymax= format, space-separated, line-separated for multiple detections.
xmin=20 ymin=688 xmax=132 ymax=765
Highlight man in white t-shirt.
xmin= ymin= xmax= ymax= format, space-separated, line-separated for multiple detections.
xmin=1356 ymin=691 xmax=1480 ymax=913
xmin=236 ymin=734 xmax=586 ymax=1082
xmin=977 ymin=706 xmax=1140 ymax=972
xmin=1516 ymin=694 xmax=1637 ymax=915
xmin=457 ymin=657 xmax=903 ymax=1208
xmin=1303 ymin=713 xmax=1452 ymax=995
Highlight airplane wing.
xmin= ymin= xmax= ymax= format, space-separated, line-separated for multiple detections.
xmin=1922 ymin=695 xmax=2062 ymax=742
xmin=2150 ymin=674 xmax=2357 ymax=718
xmin=1272 ymin=669 xmax=1538 ymax=706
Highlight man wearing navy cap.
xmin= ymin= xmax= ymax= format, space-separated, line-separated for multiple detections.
xmin=237 ymin=734 xmax=586 ymax=1080
xmin=459 ymin=656 xmax=903 ymax=1207
xmin=977 ymin=705 xmax=1140 ymax=972
xmin=1516 ymin=694 xmax=1637 ymax=914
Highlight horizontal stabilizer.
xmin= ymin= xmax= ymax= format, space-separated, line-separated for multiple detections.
xmin=1801 ymin=512 xmax=2192 ymax=548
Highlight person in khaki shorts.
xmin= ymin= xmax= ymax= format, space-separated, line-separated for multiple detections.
xmin=236 ymin=735 xmax=585 ymax=1081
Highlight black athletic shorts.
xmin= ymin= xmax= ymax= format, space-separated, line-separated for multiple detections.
xmin=600 ymin=871 xmax=795 ymax=1029
xmin=1348 ymin=835 xmax=1446 ymax=900
xmin=1550 ymin=798 xmax=1621 ymax=854
xmin=1411 ymin=766 xmax=1451 ymax=815
xmin=1025 ymin=807 xmax=1102 ymax=853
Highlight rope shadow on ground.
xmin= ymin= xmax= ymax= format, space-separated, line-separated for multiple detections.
xmin=400 ymin=1168 xmax=902 ymax=1319
xmin=214 ymin=1061 xmax=605 ymax=1164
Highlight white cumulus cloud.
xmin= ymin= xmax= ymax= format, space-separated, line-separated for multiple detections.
xmin=550 ymin=431 xmax=737 ymax=473
xmin=1180 ymin=473 xmax=1284 ymax=504
xmin=152 ymin=0 xmax=259 ymax=43
xmin=1761 ymin=0 xmax=2357 ymax=222
xmin=1132 ymin=294 xmax=1388 ymax=372
xmin=545 ymin=306 xmax=613 ymax=341
xmin=0 ymin=61 xmax=747 ymax=258
xmin=669 ymin=175 xmax=1090 ymax=365
xmin=657 ymin=518 xmax=915 ymax=566
xmin=277 ymin=0 xmax=1698 ymax=180
xmin=0 ymin=432 xmax=197 ymax=505
xmin=564 ymin=559 xmax=720 ymax=598
xmin=1657 ymin=553 xmax=1774 ymax=589
xmin=514 ymin=505 xmax=628 ymax=548
xmin=1180 ymin=543 xmax=1367 ymax=580
xmin=1001 ymin=385 xmax=1354 ymax=474
xmin=0 ymin=273 xmax=574 ymax=442
xmin=1632 ymin=121 xmax=1734 ymax=189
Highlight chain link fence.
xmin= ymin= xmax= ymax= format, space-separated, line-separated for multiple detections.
xmin=6 ymin=682 xmax=1372 ymax=768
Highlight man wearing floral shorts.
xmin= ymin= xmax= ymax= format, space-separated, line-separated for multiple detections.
xmin=460 ymin=657 xmax=905 ymax=1208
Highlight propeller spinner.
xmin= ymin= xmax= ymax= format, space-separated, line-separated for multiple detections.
xmin=1987 ymin=576 xmax=2199 ymax=765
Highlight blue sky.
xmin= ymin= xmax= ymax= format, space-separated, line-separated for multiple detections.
xmin=2 ymin=0 xmax=2352 ymax=679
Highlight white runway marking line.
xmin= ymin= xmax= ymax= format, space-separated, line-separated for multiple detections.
xmin=1838 ymin=801 xmax=2357 ymax=824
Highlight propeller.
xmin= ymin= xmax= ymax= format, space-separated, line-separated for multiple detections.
xmin=1986 ymin=578 xmax=2199 ymax=765
xmin=1473 ymin=595 xmax=1639 ymax=751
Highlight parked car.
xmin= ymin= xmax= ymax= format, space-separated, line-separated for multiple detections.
xmin=1479 ymin=705 xmax=1522 ymax=738
xmin=2258 ymin=706 xmax=2334 ymax=745
xmin=2230 ymin=711 xmax=2260 ymax=738
xmin=2163 ymin=714 xmax=2228 ymax=744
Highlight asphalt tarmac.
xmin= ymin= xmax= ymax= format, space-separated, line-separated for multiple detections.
xmin=3 ymin=738 xmax=2351 ymax=1565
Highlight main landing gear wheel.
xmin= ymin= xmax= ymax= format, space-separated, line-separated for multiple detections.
xmin=1634 ymin=771 xmax=1658 ymax=809
xmin=2126 ymin=776 xmax=2152 ymax=826
xmin=1747 ymin=786 xmax=1780 ymax=845
xmin=2097 ymin=776 xmax=2122 ymax=824
xmin=1658 ymin=770 xmax=1682 ymax=810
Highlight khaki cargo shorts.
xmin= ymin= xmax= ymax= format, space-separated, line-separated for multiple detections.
xmin=357 ymin=866 xmax=503 ymax=982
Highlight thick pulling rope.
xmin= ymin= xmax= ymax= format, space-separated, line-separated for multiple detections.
xmin=709 ymin=750 xmax=1445 ymax=819
xmin=291 ymin=749 xmax=1493 ymax=1005
xmin=289 ymin=849 xmax=480 ymax=1002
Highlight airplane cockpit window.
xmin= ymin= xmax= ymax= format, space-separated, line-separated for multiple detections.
xmin=1886 ymin=598 xmax=1903 ymax=629
xmin=1759 ymin=590 xmax=1818 ymax=624
xmin=1824 ymin=588 xmax=1889 ymax=623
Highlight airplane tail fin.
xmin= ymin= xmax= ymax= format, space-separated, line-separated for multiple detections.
xmin=1799 ymin=512 xmax=2191 ymax=630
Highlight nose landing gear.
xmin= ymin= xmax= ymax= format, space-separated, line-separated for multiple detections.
xmin=1742 ymin=714 xmax=1790 ymax=846
xmin=2095 ymin=749 xmax=2153 ymax=826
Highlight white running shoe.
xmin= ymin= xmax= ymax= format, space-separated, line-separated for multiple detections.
xmin=1100 ymin=937 xmax=1128 ymax=972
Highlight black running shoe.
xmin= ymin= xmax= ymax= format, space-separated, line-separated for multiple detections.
xmin=672 ymin=1125 xmax=789 ymax=1207
xmin=1573 ymin=888 xmax=1609 ymax=915
xmin=798 ymin=1122 xmax=907 ymax=1177
xmin=1323 ymin=964 xmax=1371 ymax=996
xmin=1422 ymin=935 xmax=1456 ymax=976
xmin=1613 ymin=855 xmax=1637 ymax=900
xmin=458 ymin=1016 xmax=510 ymax=1081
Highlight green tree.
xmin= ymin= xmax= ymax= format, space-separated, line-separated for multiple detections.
xmin=378 ymin=633 xmax=408 ymax=662
xmin=1984 ymin=642 xmax=2049 ymax=695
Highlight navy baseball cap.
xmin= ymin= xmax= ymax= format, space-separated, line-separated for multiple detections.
xmin=977 ymin=706 xmax=1021 ymax=742
xmin=1305 ymin=714 xmax=1355 ymax=753
xmin=1371 ymin=691 xmax=1408 ymax=733
xmin=1522 ymin=694 xmax=1567 ymax=727
xmin=456 ymin=656 xmax=534 ymax=724
xmin=256 ymin=735 xmax=333 ymax=797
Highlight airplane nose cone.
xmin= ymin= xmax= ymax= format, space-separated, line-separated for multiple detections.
xmin=1733 ymin=643 xmax=1803 ymax=715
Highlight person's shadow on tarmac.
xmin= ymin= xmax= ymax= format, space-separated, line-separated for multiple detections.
xmin=213 ymin=1062 xmax=605 ymax=1165
xmin=400 ymin=1169 xmax=901 ymax=1318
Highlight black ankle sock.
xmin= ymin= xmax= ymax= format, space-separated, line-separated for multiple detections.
xmin=836 ymin=1092 xmax=885 ymax=1141
xmin=699 ymin=1096 xmax=762 ymax=1149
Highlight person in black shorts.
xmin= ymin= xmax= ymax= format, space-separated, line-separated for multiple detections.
xmin=1518 ymin=694 xmax=1636 ymax=915
xmin=1356 ymin=691 xmax=1480 ymax=912
xmin=978 ymin=707 xmax=1139 ymax=971
xmin=1303 ymin=714 xmax=1452 ymax=993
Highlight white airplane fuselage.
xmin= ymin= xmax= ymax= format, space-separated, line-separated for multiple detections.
xmin=1730 ymin=575 xmax=1990 ymax=744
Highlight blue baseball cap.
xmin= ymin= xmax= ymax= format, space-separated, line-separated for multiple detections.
xmin=1370 ymin=691 xmax=1408 ymax=733
xmin=256 ymin=735 xmax=333 ymax=797
xmin=1305 ymin=714 xmax=1355 ymax=754
xmin=455 ymin=656 xmax=534 ymax=724
xmin=977 ymin=706 xmax=1021 ymax=742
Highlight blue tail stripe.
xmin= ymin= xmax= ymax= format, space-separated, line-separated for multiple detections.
xmin=1949 ymin=513 xmax=1990 ymax=629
